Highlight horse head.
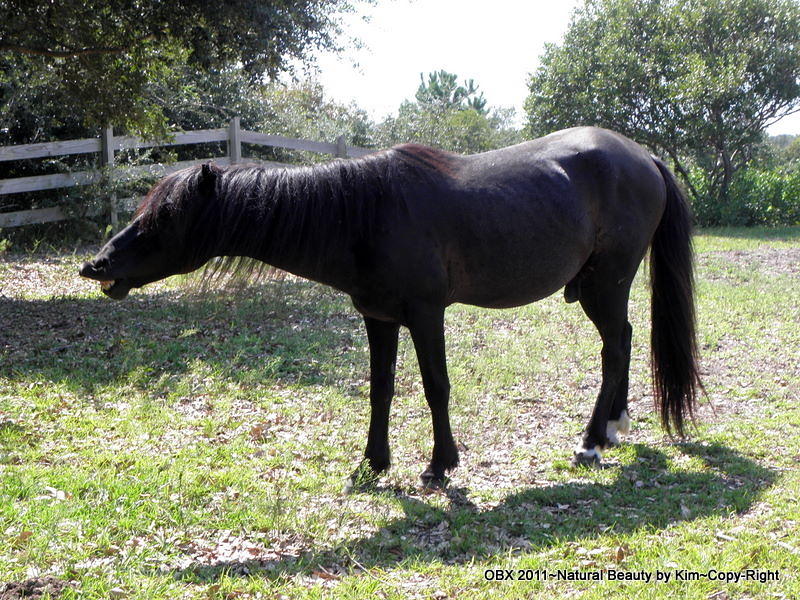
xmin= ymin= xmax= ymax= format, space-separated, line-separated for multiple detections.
xmin=79 ymin=163 xmax=220 ymax=299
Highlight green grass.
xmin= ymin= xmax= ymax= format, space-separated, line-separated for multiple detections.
xmin=0 ymin=227 xmax=798 ymax=599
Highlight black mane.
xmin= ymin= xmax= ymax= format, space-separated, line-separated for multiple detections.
xmin=133 ymin=147 xmax=440 ymax=283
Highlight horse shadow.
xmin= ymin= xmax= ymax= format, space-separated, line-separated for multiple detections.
xmin=165 ymin=441 xmax=774 ymax=583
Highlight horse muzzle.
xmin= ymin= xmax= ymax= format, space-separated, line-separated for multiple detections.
xmin=79 ymin=260 xmax=133 ymax=300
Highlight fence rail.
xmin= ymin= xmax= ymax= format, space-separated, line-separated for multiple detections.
xmin=0 ymin=118 xmax=371 ymax=228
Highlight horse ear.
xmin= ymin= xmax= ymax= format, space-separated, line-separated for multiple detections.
xmin=199 ymin=162 xmax=219 ymax=194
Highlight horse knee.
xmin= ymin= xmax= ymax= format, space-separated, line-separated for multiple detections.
xmin=370 ymin=380 xmax=394 ymax=404
xmin=423 ymin=376 xmax=450 ymax=406
xmin=601 ymin=344 xmax=626 ymax=373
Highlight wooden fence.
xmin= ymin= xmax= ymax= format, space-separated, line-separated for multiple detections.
xmin=0 ymin=117 xmax=372 ymax=228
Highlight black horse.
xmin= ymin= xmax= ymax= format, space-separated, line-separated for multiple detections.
xmin=80 ymin=127 xmax=702 ymax=488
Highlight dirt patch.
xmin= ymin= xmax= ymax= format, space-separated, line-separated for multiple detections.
xmin=164 ymin=530 xmax=314 ymax=580
xmin=0 ymin=577 xmax=75 ymax=599
xmin=698 ymin=247 xmax=800 ymax=281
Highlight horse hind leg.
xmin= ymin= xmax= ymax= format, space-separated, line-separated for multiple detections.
xmin=572 ymin=269 xmax=635 ymax=466
xmin=605 ymin=321 xmax=632 ymax=446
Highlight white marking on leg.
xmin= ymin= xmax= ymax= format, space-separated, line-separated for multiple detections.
xmin=607 ymin=410 xmax=631 ymax=445
xmin=617 ymin=410 xmax=631 ymax=434
xmin=606 ymin=420 xmax=620 ymax=445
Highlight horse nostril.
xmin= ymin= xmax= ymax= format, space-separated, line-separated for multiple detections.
xmin=79 ymin=262 xmax=95 ymax=277
xmin=79 ymin=257 xmax=109 ymax=277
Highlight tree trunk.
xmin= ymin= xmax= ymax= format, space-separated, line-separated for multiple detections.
xmin=718 ymin=149 xmax=733 ymax=204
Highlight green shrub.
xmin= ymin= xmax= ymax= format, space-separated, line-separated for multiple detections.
xmin=689 ymin=167 xmax=800 ymax=227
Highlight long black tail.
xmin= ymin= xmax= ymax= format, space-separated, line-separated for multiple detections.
xmin=650 ymin=157 xmax=703 ymax=436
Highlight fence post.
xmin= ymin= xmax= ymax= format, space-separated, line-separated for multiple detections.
xmin=335 ymin=135 xmax=347 ymax=158
xmin=228 ymin=117 xmax=242 ymax=164
xmin=101 ymin=126 xmax=118 ymax=230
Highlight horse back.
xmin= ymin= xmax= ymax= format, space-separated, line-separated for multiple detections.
xmin=379 ymin=128 xmax=664 ymax=309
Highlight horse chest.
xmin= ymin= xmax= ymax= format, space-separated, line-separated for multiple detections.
xmin=350 ymin=294 xmax=406 ymax=323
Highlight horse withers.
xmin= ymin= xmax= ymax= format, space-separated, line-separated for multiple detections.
xmin=80 ymin=127 xmax=702 ymax=488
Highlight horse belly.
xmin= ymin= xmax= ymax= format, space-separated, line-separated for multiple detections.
xmin=448 ymin=236 xmax=591 ymax=309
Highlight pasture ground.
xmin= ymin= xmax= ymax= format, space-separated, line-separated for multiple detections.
xmin=0 ymin=227 xmax=798 ymax=599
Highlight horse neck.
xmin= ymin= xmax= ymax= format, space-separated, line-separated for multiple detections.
xmin=215 ymin=162 xmax=380 ymax=288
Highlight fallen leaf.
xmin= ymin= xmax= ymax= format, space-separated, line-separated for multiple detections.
xmin=41 ymin=486 xmax=71 ymax=501
xmin=613 ymin=545 xmax=631 ymax=562
xmin=249 ymin=424 xmax=270 ymax=441
xmin=312 ymin=569 xmax=340 ymax=581
xmin=12 ymin=530 xmax=34 ymax=547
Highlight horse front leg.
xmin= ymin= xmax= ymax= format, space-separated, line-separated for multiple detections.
xmin=345 ymin=317 xmax=399 ymax=492
xmin=407 ymin=304 xmax=459 ymax=487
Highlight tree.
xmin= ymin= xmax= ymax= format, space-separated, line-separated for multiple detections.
xmin=775 ymin=135 xmax=800 ymax=165
xmin=0 ymin=0 xmax=366 ymax=137
xmin=415 ymin=70 xmax=488 ymax=115
xmin=152 ymin=69 xmax=375 ymax=153
xmin=373 ymin=70 xmax=519 ymax=153
xmin=525 ymin=0 xmax=800 ymax=204
xmin=0 ymin=66 xmax=378 ymax=242
xmin=0 ymin=63 xmax=375 ymax=174
xmin=376 ymin=100 xmax=520 ymax=154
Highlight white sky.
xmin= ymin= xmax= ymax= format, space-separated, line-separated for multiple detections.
xmin=311 ymin=0 xmax=800 ymax=135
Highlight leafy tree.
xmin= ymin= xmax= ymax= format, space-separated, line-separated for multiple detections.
xmin=374 ymin=70 xmax=519 ymax=153
xmin=376 ymin=101 xmax=518 ymax=154
xmin=0 ymin=0 xmax=367 ymax=137
xmin=0 ymin=62 xmax=376 ymax=237
xmin=154 ymin=68 xmax=375 ymax=152
xmin=525 ymin=0 xmax=800 ymax=204
xmin=767 ymin=134 xmax=797 ymax=152
xmin=0 ymin=56 xmax=91 ymax=146
xmin=415 ymin=70 xmax=488 ymax=115
xmin=775 ymin=135 xmax=800 ymax=165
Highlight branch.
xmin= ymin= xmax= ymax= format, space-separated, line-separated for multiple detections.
xmin=0 ymin=42 xmax=129 ymax=58
xmin=0 ymin=31 xmax=161 ymax=59
xmin=762 ymin=102 xmax=800 ymax=130
xmin=665 ymin=149 xmax=701 ymax=203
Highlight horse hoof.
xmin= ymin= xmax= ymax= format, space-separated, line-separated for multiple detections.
xmin=572 ymin=446 xmax=602 ymax=468
xmin=343 ymin=461 xmax=381 ymax=493
xmin=420 ymin=469 xmax=448 ymax=489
